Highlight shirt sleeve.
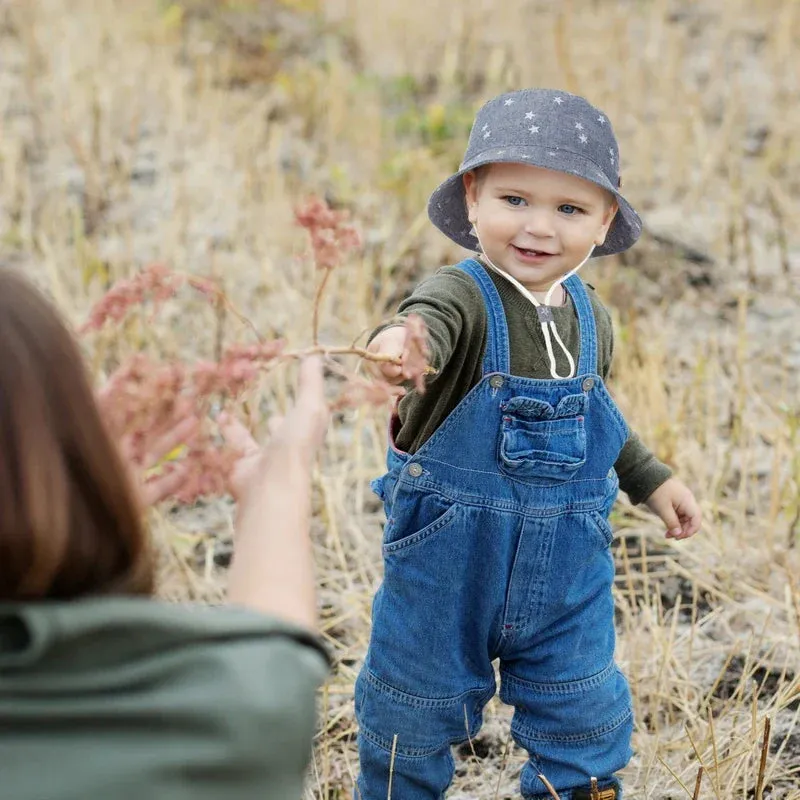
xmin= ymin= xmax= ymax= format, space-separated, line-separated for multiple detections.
xmin=591 ymin=288 xmax=672 ymax=504
xmin=367 ymin=267 xmax=485 ymax=384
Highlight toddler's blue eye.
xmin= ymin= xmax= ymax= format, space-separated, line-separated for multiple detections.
xmin=559 ymin=204 xmax=582 ymax=215
xmin=504 ymin=195 xmax=526 ymax=207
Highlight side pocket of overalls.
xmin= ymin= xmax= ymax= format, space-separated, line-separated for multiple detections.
xmin=380 ymin=476 xmax=457 ymax=553
xmin=371 ymin=471 xmax=400 ymax=526
xmin=498 ymin=393 xmax=587 ymax=482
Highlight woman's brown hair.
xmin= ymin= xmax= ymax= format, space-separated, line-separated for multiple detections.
xmin=0 ymin=269 xmax=154 ymax=600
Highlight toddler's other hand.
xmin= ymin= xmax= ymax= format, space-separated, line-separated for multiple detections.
xmin=366 ymin=325 xmax=409 ymax=385
xmin=644 ymin=477 xmax=701 ymax=540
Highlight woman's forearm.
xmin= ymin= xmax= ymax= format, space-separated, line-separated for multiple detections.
xmin=227 ymin=454 xmax=317 ymax=631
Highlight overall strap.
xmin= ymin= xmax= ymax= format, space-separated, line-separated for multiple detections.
xmin=454 ymin=258 xmax=511 ymax=374
xmin=563 ymin=274 xmax=598 ymax=376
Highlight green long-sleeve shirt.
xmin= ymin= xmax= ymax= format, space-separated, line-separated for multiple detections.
xmin=0 ymin=598 xmax=329 ymax=800
xmin=372 ymin=263 xmax=670 ymax=504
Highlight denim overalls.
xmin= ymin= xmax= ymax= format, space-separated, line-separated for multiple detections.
xmin=355 ymin=259 xmax=633 ymax=800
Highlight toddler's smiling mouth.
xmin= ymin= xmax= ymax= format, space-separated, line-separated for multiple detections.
xmin=511 ymin=245 xmax=558 ymax=260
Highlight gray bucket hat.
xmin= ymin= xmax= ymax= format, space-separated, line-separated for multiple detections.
xmin=428 ymin=88 xmax=642 ymax=258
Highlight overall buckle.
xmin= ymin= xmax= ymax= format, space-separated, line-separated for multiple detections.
xmin=572 ymin=778 xmax=617 ymax=800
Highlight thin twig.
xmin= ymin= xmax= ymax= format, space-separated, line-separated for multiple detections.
xmin=692 ymin=766 xmax=704 ymax=800
xmin=312 ymin=266 xmax=333 ymax=345
xmin=184 ymin=274 xmax=265 ymax=343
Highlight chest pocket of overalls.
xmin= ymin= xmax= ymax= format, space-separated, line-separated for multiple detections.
xmin=498 ymin=393 xmax=587 ymax=482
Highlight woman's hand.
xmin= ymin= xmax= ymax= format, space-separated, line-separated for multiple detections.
xmin=107 ymin=395 xmax=200 ymax=508
xmin=221 ymin=357 xmax=329 ymax=629
xmin=219 ymin=356 xmax=329 ymax=503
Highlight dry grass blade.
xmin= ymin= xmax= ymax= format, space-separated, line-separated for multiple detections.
xmin=691 ymin=766 xmax=703 ymax=800
xmin=386 ymin=734 xmax=398 ymax=800
xmin=537 ymin=772 xmax=562 ymax=800
xmin=462 ymin=703 xmax=478 ymax=760
xmin=755 ymin=716 xmax=771 ymax=800
xmin=493 ymin=733 xmax=512 ymax=800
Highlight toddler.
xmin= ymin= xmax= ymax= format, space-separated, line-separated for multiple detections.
xmin=357 ymin=88 xmax=701 ymax=800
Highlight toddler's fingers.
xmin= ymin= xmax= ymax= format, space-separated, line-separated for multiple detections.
xmin=677 ymin=511 xmax=702 ymax=539
xmin=657 ymin=503 xmax=682 ymax=539
xmin=381 ymin=362 xmax=405 ymax=382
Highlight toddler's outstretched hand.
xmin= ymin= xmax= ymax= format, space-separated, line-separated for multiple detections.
xmin=366 ymin=325 xmax=411 ymax=385
xmin=644 ymin=477 xmax=701 ymax=540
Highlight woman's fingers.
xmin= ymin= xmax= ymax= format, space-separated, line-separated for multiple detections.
xmin=296 ymin=356 xmax=326 ymax=409
xmin=141 ymin=462 xmax=191 ymax=507
xmin=218 ymin=412 xmax=260 ymax=456
xmin=141 ymin=415 xmax=199 ymax=471
xmin=282 ymin=356 xmax=329 ymax=452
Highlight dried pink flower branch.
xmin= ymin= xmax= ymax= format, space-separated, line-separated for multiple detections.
xmin=294 ymin=196 xmax=361 ymax=272
xmin=79 ymin=263 xmax=182 ymax=334
xmin=294 ymin=196 xmax=362 ymax=345
xmin=84 ymin=197 xmax=432 ymax=504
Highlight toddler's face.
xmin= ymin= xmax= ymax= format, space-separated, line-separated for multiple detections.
xmin=463 ymin=163 xmax=617 ymax=295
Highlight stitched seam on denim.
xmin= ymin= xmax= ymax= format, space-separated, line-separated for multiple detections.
xmin=413 ymin=376 xmax=495 ymax=456
xmin=501 ymin=661 xmax=616 ymax=695
xmin=588 ymin=511 xmax=614 ymax=546
xmin=563 ymin=277 xmax=593 ymax=372
xmin=409 ymin=473 xmax=612 ymax=515
xmin=564 ymin=274 xmax=596 ymax=376
xmin=412 ymin=461 xmax=610 ymax=491
xmin=518 ymin=517 xmax=557 ymax=636
xmin=382 ymin=503 xmax=459 ymax=554
xmin=457 ymin=259 xmax=510 ymax=375
xmin=459 ymin=258 xmax=509 ymax=371
xmin=593 ymin=385 xmax=630 ymax=437
xmin=502 ymin=453 xmax=586 ymax=467
xmin=359 ymin=693 xmax=491 ymax=759
xmin=419 ymin=485 xmax=609 ymax=515
xmin=500 ymin=514 xmax=529 ymax=633
xmin=512 ymin=705 xmax=632 ymax=745
xmin=412 ymin=370 xmax=610 ymax=465
xmin=365 ymin=669 xmax=493 ymax=708
xmin=359 ymin=725 xmax=443 ymax=758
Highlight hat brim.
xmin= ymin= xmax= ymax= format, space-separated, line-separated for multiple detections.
xmin=427 ymin=146 xmax=642 ymax=258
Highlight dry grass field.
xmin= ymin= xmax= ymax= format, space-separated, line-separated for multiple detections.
xmin=1 ymin=0 xmax=798 ymax=797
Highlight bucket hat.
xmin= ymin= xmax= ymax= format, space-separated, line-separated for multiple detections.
xmin=428 ymin=88 xmax=642 ymax=257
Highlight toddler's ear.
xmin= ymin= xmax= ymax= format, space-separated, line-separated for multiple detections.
xmin=463 ymin=171 xmax=479 ymax=222
xmin=594 ymin=199 xmax=618 ymax=245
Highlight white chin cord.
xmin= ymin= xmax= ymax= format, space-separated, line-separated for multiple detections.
xmin=474 ymin=232 xmax=595 ymax=379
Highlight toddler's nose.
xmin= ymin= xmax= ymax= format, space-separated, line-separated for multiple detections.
xmin=523 ymin=209 xmax=556 ymax=238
